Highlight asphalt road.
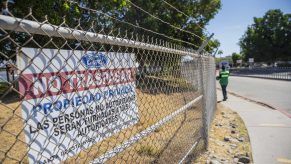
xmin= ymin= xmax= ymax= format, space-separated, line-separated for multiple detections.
xmin=222 ymin=76 xmax=291 ymax=116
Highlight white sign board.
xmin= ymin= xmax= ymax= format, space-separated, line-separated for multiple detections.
xmin=236 ymin=60 xmax=242 ymax=64
xmin=248 ymin=58 xmax=254 ymax=63
xmin=17 ymin=48 xmax=139 ymax=163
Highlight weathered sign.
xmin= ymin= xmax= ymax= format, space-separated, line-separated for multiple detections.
xmin=17 ymin=48 xmax=139 ymax=163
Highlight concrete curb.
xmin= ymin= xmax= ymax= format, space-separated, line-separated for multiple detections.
xmin=217 ymin=88 xmax=291 ymax=118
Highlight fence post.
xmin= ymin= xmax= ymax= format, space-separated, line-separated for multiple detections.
xmin=197 ymin=33 xmax=213 ymax=149
xmin=5 ymin=64 xmax=10 ymax=82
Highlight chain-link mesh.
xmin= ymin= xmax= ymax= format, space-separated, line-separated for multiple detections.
xmin=0 ymin=8 xmax=216 ymax=164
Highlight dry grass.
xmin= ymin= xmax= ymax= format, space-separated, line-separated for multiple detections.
xmin=0 ymin=89 xmax=203 ymax=164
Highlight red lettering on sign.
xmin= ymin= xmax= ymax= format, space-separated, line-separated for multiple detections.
xmin=19 ymin=68 xmax=136 ymax=100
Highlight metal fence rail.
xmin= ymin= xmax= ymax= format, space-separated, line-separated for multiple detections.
xmin=231 ymin=67 xmax=291 ymax=81
xmin=0 ymin=9 xmax=216 ymax=164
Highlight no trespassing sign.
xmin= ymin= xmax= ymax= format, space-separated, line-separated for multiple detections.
xmin=17 ymin=48 xmax=139 ymax=164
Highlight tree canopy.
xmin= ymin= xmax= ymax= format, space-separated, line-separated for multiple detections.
xmin=239 ymin=9 xmax=291 ymax=63
xmin=1 ymin=0 xmax=221 ymax=60
xmin=231 ymin=52 xmax=242 ymax=66
xmin=121 ymin=0 xmax=221 ymax=50
xmin=217 ymin=50 xmax=223 ymax=56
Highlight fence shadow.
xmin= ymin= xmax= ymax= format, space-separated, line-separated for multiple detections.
xmin=0 ymin=81 xmax=19 ymax=104
xmin=0 ymin=74 xmax=198 ymax=104
xmin=136 ymin=75 xmax=197 ymax=95
xmin=149 ymin=96 xmax=202 ymax=164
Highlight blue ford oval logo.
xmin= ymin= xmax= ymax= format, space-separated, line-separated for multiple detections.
xmin=81 ymin=52 xmax=109 ymax=68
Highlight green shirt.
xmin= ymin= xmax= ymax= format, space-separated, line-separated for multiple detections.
xmin=219 ymin=70 xmax=229 ymax=86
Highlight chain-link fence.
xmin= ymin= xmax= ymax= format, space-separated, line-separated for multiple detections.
xmin=231 ymin=67 xmax=291 ymax=81
xmin=0 ymin=6 xmax=216 ymax=164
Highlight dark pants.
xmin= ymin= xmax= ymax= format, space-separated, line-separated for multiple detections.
xmin=221 ymin=85 xmax=228 ymax=100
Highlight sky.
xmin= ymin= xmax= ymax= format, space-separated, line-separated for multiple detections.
xmin=206 ymin=0 xmax=291 ymax=57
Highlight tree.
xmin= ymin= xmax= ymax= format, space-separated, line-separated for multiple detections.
xmin=118 ymin=0 xmax=221 ymax=50
xmin=214 ymin=50 xmax=223 ymax=64
xmin=215 ymin=55 xmax=232 ymax=65
xmin=205 ymin=39 xmax=220 ymax=55
xmin=1 ymin=0 xmax=221 ymax=60
xmin=217 ymin=50 xmax=223 ymax=56
xmin=239 ymin=9 xmax=291 ymax=63
xmin=0 ymin=0 xmax=130 ymax=59
xmin=231 ymin=52 xmax=242 ymax=66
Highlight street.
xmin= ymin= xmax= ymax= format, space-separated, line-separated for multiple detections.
xmin=225 ymin=76 xmax=291 ymax=116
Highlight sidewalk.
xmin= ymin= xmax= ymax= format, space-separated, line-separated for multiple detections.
xmin=217 ymin=90 xmax=291 ymax=164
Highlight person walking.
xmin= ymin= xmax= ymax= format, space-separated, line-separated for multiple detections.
xmin=217 ymin=65 xmax=229 ymax=101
